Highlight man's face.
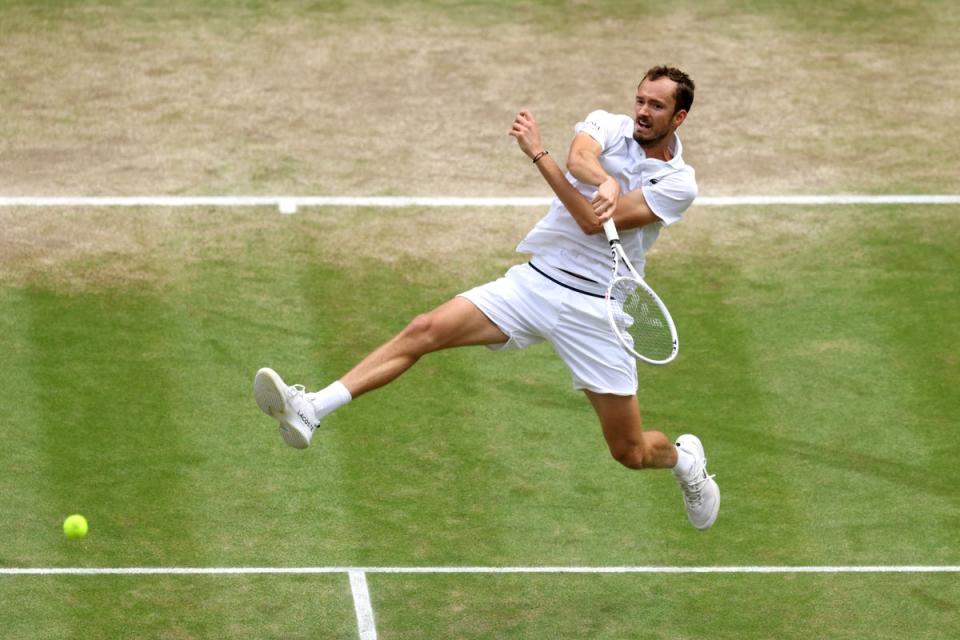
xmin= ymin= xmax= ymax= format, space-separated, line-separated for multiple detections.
xmin=633 ymin=76 xmax=685 ymax=148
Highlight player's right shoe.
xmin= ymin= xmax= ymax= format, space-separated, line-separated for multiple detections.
xmin=674 ymin=434 xmax=720 ymax=530
xmin=253 ymin=367 xmax=319 ymax=449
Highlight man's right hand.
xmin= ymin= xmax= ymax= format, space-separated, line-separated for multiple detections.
xmin=509 ymin=110 xmax=544 ymax=160
xmin=591 ymin=175 xmax=621 ymax=224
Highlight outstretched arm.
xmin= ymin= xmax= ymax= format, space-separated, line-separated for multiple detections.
xmin=510 ymin=110 xmax=661 ymax=234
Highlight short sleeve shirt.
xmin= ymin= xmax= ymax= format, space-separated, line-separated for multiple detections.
xmin=516 ymin=109 xmax=698 ymax=280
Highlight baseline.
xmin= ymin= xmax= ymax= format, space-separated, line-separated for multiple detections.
xmin=1 ymin=194 xmax=959 ymax=214
xmin=3 ymin=565 xmax=960 ymax=575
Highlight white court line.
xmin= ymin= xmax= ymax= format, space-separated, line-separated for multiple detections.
xmin=0 ymin=195 xmax=959 ymax=211
xmin=9 ymin=567 xmax=955 ymax=640
xmin=3 ymin=566 xmax=959 ymax=575
xmin=348 ymin=571 xmax=378 ymax=640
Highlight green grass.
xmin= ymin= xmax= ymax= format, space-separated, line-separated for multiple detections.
xmin=373 ymin=573 xmax=960 ymax=639
xmin=1 ymin=205 xmax=958 ymax=638
xmin=2 ymin=574 xmax=357 ymax=639
xmin=2 ymin=0 xmax=960 ymax=636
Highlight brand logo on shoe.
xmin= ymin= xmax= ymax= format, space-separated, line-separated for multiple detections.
xmin=297 ymin=410 xmax=316 ymax=432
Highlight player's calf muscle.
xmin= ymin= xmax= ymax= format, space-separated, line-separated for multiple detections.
xmin=613 ymin=432 xmax=677 ymax=470
xmin=608 ymin=437 xmax=671 ymax=470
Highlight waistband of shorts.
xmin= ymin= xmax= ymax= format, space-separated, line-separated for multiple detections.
xmin=527 ymin=261 xmax=606 ymax=298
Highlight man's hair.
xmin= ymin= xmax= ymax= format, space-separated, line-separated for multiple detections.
xmin=642 ymin=65 xmax=695 ymax=114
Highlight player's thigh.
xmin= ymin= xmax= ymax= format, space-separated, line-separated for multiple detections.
xmin=584 ymin=389 xmax=644 ymax=450
xmin=415 ymin=296 xmax=509 ymax=350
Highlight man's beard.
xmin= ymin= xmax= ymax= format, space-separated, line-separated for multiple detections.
xmin=633 ymin=125 xmax=669 ymax=148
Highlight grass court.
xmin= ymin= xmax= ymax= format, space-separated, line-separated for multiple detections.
xmin=1 ymin=1 xmax=959 ymax=638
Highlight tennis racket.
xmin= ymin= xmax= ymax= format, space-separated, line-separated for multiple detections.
xmin=602 ymin=219 xmax=679 ymax=365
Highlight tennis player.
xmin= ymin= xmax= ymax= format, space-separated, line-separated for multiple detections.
xmin=255 ymin=65 xmax=720 ymax=530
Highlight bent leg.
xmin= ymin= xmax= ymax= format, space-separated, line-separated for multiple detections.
xmin=340 ymin=296 xmax=508 ymax=398
xmin=584 ymin=389 xmax=678 ymax=470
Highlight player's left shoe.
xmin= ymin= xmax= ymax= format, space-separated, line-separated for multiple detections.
xmin=253 ymin=367 xmax=319 ymax=449
xmin=674 ymin=434 xmax=720 ymax=530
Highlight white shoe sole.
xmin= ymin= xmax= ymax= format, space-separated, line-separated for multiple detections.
xmin=254 ymin=368 xmax=285 ymax=417
xmin=254 ymin=368 xmax=312 ymax=449
xmin=278 ymin=422 xmax=311 ymax=449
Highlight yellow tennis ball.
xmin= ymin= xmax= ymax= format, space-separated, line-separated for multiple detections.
xmin=63 ymin=514 xmax=88 ymax=539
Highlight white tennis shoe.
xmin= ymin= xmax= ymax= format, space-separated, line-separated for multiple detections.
xmin=675 ymin=434 xmax=720 ymax=530
xmin=254 ymin=367 xmax=319 ymax=449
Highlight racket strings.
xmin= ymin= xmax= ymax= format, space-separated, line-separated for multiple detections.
xmin=610 ymin=278 xmax=674 ymax=360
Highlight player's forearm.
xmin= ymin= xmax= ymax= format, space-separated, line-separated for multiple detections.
xmin=533 ymin=154 xmax=604 ymax=234
xmin=566 ymin=148 xmax=611 ymax=187
xmin=567 ymin=138 xmax=620 ymax=225
xmin=510 ymin=111 xmax=605 ymax=234
xmin=565 ymin=153 xmax=660 ymax=232
xmin=610 ymin=190 xmax=661 ymax=230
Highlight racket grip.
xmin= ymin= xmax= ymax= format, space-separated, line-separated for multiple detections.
xmin=602 ymin=219 xmax=620 ymax=243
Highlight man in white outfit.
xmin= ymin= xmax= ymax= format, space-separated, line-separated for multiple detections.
xmin=255 ymin=65 xmax=720 ymax=530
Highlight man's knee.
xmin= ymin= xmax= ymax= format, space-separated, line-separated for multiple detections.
xmin=399 ymin=312 xmax=444 ymax=353
xmin=609 ymin=443 xmax=650 ymax=470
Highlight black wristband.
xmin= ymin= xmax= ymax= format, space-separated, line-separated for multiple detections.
xmin=532 ymin=150 xmax=548 ymax=164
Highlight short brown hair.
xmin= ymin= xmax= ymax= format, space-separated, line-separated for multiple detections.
xmin=642 ymin=65 xmax=695 ymax=114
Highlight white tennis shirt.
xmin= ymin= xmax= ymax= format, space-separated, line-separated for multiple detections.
xmin=517 ymin=109 xmax=698 ymax=281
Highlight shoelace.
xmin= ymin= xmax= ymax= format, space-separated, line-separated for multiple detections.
xmin=286 ymin=383 xmax=307 ymax=398
xmin=679 ymin=466 xmax=716 ymax=508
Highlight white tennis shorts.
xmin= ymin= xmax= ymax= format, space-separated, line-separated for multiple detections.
xmin=458 ymin=263 xmax=637 ymax=395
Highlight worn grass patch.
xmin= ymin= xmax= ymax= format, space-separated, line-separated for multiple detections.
xmin=2 ymin=0 xmax=958 ymax=197
xmin=0 ymin=205 xmax=540 ymax=291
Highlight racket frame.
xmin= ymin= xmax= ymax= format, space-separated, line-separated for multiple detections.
xmin=602 ymin=219 xmax=679 ymax=365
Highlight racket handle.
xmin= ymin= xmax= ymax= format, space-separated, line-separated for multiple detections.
xmin=602 ymin=219 xmax=620 ymax=243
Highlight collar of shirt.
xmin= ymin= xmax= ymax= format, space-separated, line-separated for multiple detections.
xmin=624 ymin=131 xmax=685 ymax=168
xmin=618 ymin=132 xmax=685 ymax=192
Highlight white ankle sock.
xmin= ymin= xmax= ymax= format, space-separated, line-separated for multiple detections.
xmin=308 ymin=381 xmax=352 ymax=419
xmin=672 ymin=446 xmax=696 ymax=478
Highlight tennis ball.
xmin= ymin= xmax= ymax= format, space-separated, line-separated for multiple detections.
xmin=63 ymin=514 xmax=88 ymax=539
